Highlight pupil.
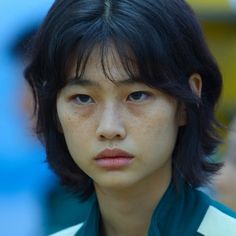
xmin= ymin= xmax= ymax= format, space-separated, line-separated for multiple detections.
xmin=132 ymin=92 xmax=142 ymax=100
xmin=80 ymin=95 xmax=90 ymax=102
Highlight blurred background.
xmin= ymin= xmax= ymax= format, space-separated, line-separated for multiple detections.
xmin=0 ymin=0 xmax=236 ymax=235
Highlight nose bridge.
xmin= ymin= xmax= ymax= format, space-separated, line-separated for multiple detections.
xmin=96 ymin=101 xmax=126 ymax=140
xmin=102 ymin=101 xmax=120 ymax=122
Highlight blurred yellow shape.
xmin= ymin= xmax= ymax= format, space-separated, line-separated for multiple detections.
xmin=187 ymin=0 xmax=231 ymax=12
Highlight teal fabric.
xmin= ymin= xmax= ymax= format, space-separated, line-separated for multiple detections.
xmin=209 ymin=198 xmax=236 ymax=218
xmin=75 ymin=178 xmax=236 ymax=236
xmin=75 ymin=196 xmax=101 ymax=236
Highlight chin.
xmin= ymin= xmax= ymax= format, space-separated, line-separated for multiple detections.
xmin=94 ymin=175 xmax=138 ymax=189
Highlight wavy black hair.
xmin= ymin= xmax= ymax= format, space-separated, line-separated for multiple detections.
xmin=25 ymin=0 xmax=223 ymax=200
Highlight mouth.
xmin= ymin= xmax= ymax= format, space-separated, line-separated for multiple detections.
xmin=94 ymin=148 xmax=134 ymax=169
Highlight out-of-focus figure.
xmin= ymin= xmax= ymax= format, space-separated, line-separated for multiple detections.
xmin=214 ymin=116 xmax=236 ymax=210
xmin=0 ymin=1 xmax=56 ymax=235
xmin=0 ymin=25 xmax=56 ymax=236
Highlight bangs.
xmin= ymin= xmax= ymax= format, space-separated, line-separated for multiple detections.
xmin=71 ymin=39 xmax=139 ymax=84
xmin=51 ymin=13 xmax=180 ymax=93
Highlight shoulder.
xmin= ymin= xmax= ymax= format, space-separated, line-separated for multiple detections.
xmin=197 ymin=202 xmax=236 ymax=235
xmin=49 ymin=222 xmax=84 ymax=236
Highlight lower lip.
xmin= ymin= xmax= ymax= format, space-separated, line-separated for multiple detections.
xmin=95 ymin=156 xmax=134 ymax=169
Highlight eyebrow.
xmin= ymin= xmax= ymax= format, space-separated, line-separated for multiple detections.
xmin=66 ymin=76 xmax=141 ymax=88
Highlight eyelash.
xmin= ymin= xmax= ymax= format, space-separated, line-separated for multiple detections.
xmin=71 ymin=91 xmax=152 ymax=105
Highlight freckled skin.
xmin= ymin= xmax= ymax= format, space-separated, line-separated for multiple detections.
xmin=56 ymin=48 xmax=183 ymax=190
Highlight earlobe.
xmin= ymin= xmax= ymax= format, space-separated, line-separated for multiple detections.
xmin=188 ymin=73 xmax=202 ymax=98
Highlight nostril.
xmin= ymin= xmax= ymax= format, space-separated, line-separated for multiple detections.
xmin=97 ymin=127 xmax=125 ymax=140
xmin=99 ymin=133 xmax=122 ymax=140
xmin=99 ymin=134 xmax=106 ymax=140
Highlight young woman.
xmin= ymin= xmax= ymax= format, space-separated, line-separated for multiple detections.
xmin=25 ymin=0 xmax=236 ymax=235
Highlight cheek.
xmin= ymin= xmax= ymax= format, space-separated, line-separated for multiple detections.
xmin=61 ymin=115 xmax=94 ymax=141
xmin=131 ymin=103 xmax=178 ymax=135
xmin=57 ymin=105 xmax=96 ymax=153
xmin=57 ymin=102 xmax=95 ymax=132
xmin=58 ymin=112 xmax=95 ymax=167
xmin=131 ymin=104 xmax=179 ymax=156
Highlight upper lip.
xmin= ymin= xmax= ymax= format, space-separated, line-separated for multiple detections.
xmin=95 ymin=148 xmax=134 ymax=160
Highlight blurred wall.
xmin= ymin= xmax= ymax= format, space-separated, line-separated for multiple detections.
xmin=0 ymin=1 xmax=56 ymax=236
xmin=187 ymin=0 xmax=236 ymax=123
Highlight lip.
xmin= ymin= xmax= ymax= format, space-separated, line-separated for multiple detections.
xmin=94 ymin=148 xmax=134 ymax=169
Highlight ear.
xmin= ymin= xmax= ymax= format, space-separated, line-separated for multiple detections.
xmin=188 ymin=73 xmax=202 ymax=98
xmin=177 ymin=74 xmax=202 ymax=127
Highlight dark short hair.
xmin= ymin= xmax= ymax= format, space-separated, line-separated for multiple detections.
xmin=25 ymin=0 xmax=222 ymax=200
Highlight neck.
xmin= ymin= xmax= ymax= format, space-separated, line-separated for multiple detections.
xmin=94 ymin=161 xmax=172 ymax=236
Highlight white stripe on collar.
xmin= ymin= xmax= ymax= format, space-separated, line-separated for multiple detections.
xmin=197 ymin=206 xmax=236 ymax=235
xmin=49 ymin=222 xmax=84 ymax=236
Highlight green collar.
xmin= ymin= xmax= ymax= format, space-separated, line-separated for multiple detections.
xmin=149 ymin=180 xmax=209 ymax=235
xmin=76 ymin=179 xmax=209 ymax=236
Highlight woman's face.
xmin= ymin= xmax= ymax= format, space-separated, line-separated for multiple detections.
xmin=56 ymin=47 xmax=184 ymax=190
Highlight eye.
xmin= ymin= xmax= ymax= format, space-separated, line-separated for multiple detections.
xmin=127 ymin=91 xmax=151 ymax=102
xmin=72 ymin=94 xmax=94 ymax=105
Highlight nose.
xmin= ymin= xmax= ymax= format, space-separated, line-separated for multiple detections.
xmin=96 ymin=103 xmax=126 ymax=141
